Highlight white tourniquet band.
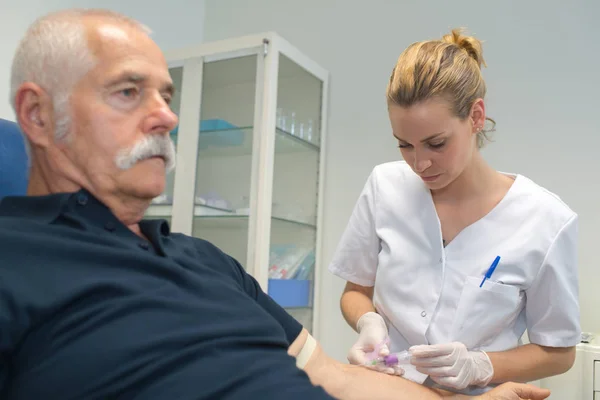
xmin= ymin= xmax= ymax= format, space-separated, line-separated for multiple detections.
xmin=296 ymin=333 xmax=317 ymax=369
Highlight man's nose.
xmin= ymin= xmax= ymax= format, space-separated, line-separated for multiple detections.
xmin=145 ymin=94 xmax=179 ymax=134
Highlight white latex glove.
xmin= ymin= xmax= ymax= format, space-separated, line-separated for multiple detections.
xmin=410 ymin=342 xmax=493 ymax=390
xmin=347 ymin=312 xmax=404 ymax=376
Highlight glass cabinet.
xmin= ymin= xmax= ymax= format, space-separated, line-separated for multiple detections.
xmin=145 ymin=33 xmax=329 ymax=335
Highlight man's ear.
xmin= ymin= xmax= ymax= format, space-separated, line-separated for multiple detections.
xmin=14 ymin=82 xmax=55 ymax=148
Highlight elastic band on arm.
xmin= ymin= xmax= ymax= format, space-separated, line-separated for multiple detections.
xmin=295 ymin=333 xmax=317 ymax=369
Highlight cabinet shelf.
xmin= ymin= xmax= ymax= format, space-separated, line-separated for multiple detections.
xmin=191 ymin=126 xmax=319 ymax=158
xmin=146 ymin=204 xmax=316 ymax=229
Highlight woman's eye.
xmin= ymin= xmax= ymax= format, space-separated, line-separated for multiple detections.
xmin=429 ymin=141 xmax=445 ymax=149
xmin=398 ymin=143 xmax=412 ymax=149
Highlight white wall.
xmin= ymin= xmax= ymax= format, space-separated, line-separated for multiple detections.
xmin=0 ymin=0 xmax=75 ymax=120
xmin=0 ymin=0 xmax=205 ymax=120
xmin=70 ymin=0 xmax=205 ymax=52
xmin=203 ymin=0 xmax=600 ymax=364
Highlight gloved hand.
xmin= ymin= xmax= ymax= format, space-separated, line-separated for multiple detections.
xmin=409 ymin=342 xmax=493 ymax=390
xmin=347 ymin=312 xmax=403 ymax=375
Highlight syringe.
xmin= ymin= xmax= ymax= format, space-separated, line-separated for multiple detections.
xmin=364 ymin=350 xmax=411 ymax=368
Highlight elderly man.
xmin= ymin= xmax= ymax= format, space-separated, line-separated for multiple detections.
xmin=0 ymin=8 xmax=551 ymax=400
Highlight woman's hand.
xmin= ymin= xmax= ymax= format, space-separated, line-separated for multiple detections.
xmin=347 ymin=312 xmax=403 ymax=375
xmin=410 ymin=342 xmax=493 ymax=389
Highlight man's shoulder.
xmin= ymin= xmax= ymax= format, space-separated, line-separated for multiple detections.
xmin=0 ymin=215 xmax=51 ymax=237
xmin=169 ymin=231 xmax=225 ymax=254
xmin=167 ymin=231 xmax=245 ymax=275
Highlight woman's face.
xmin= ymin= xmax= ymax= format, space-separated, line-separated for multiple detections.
xmin=388 ymin=97 xmax=485 ymax=191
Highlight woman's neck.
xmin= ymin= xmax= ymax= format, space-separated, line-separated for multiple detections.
xmin=431 ymin=152 xmax=501 ymax=203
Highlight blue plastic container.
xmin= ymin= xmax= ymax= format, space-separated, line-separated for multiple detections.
xmin=199 ymin=119 xmax=238 ymax=131
xmin=170 ymin=119 xmax=244 ymax=148
xmin=268 ymin=279 xmax=311 ymax=308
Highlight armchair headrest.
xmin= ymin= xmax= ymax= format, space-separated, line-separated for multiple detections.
xmin=0 ymin=119 xmax=29 ymax=199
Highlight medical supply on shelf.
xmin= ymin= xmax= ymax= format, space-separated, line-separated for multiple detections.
xmin=268 ymin=245 xmax=313 ymax=279
xmin=581 ymin=332 xmax=595 ymax=343
xmin=276 ymin=107 xmax=286 ymax=130
xmin=306 ymin=119 xmax=314 ymax=142
xmin=290 ymin=112 xmax=297 ymax=135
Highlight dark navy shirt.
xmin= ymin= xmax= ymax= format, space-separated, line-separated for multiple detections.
xmin=0 ymin=190 xmax=333 ymax=399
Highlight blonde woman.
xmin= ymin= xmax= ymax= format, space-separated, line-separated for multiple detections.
xmin=329 ymin=28 xmax=579 ymax=395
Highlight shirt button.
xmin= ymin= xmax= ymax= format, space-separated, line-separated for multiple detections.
xmin=104 ymin=222 xmax=116 ymax=232
xmin=421 ymin=311 xmax=427 ymax=317
xmin=138 ymin=242 xmax=150 ymax=250
xmin=77 ymin=193 xmax=88 ymax=206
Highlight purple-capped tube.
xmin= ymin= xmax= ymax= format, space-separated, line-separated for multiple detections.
xmin=365 ymin=350 xmax=411 ymax=368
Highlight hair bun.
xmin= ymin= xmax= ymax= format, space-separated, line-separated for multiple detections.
xmin=442 ymin=28 xmax=486 ymax=69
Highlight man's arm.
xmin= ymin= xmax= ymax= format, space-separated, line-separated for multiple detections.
xmin=230 ymin=257 xmax=548 ymax=400
xmin=289 ymin=329 xmax=551 ymax=400
xmin=289 ymin=329 xmax=462 ymax=400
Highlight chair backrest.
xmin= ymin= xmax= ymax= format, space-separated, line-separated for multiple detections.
xmin=0 ymin=118 xmax=29 ymax=199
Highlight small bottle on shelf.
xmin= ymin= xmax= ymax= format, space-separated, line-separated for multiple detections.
xmin=290 ymin=112 xmax=296 ymax=135
xmin=276 ymin=107 xmax=286 ymax=130
xmin=307 ymin=119 xmax=314 ymax=142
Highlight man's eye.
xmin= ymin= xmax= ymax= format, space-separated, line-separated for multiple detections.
xmin=119 ymin=88 xmax=139 ymax=98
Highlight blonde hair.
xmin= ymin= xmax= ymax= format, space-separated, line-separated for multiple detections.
xmin=386 ymin=28 xmax=495 ymax=148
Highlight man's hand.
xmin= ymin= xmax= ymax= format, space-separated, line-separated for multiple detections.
xmin=348 ymin=312 xmax=403 ymax=375
xmin=410 ymin=342 xmax=493 ymax=389
xmin=480 ymin=382 xmax=550 ymax=400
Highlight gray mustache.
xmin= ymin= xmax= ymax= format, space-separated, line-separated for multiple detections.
xmin=115 ymin=134 xmax=176 ymax=171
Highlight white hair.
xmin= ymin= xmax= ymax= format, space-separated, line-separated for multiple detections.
xmin=115 ymin=134 xmax=176 ymax=172
xmin=9 ymin=9 xmax=151 ymax=147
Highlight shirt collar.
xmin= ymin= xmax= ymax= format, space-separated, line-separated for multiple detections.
xmin=0 ymin=189 xmax=170 ymax=236
xmin=0 ymin=191 xmax=72 ymax=223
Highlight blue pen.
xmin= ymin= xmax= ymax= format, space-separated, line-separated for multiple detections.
xmin=480 ymin=256 xmax=501 ymax=287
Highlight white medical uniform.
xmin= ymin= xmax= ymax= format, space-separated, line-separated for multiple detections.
xmin=329 ymin=161 xmax=580 ymax=394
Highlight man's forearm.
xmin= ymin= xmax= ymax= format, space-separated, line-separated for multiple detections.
xmin=332 ymin=363 xmax=479 ymax=400
xmin=291 ymin=330 xmax=550 ymax=400
xmin=301 ymin=335 xmax=452 ymax=400
xmin=290 ymin=329 xmax=481 ymax=400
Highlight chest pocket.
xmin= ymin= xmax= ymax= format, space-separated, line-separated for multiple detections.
xmin=450 ymin=276 xmax=524 ymax=350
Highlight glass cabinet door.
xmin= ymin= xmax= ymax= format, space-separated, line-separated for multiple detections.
xmin=145 ymin=65 xmax=183 ymax=222
xmin=158 ymin=34 xmax=328 ymax=335
xmin=191 ymin=55 xmax=258 ymax=269
xmin=267 ymin=54 xmax=323 ymax=332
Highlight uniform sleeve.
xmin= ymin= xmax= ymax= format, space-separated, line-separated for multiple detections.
xmin=229 ymin=256 xmax=304 ymax=344
xmin=525 ymin=214 xmax=581 ymax=347
xmin=328 ymin=169 xmax=380 ymax=286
